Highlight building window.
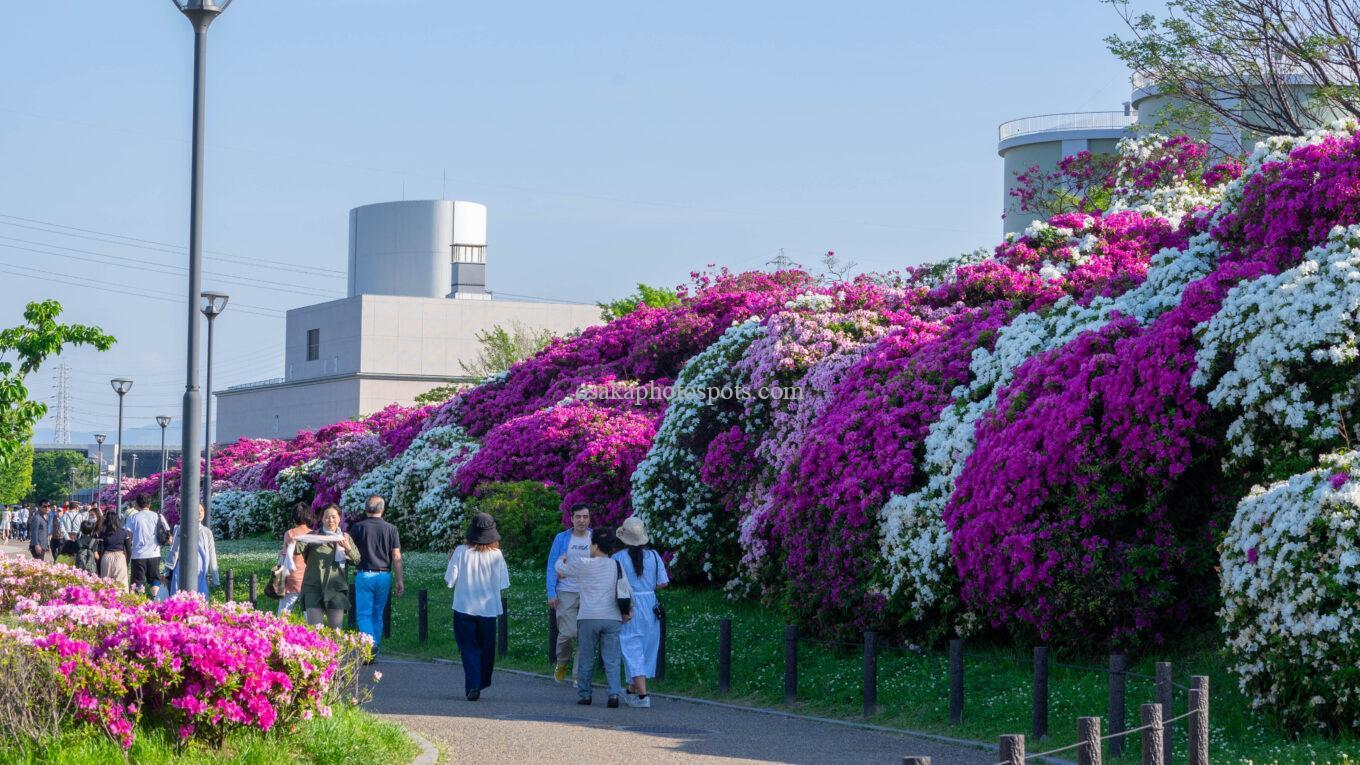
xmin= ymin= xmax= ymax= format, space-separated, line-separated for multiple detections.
xmin=306 ymin=329 xmax=320 ymax=361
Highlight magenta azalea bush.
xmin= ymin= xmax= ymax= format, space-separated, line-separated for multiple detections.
xmin=0 ymin=556 xmax=369 ymax=749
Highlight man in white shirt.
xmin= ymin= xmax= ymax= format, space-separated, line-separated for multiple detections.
xmin=123 ymin=496 xmax=169 ymax=598
xmin=545 ymin=505 xmax=593 ymax=684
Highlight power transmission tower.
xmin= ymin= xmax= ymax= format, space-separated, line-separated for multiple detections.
xmin=767 ymin=248 xmax=797 ymax=271
xmin=53 ymin=361 xmax=71 ymax=444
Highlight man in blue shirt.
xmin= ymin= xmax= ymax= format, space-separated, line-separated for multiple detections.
xmin=545 ymin=505 xmax=592 ymax=684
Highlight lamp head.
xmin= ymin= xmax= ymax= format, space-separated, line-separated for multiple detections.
xmin=110 ymin=378 xmax=133 ymax=396
xmin=171 ymin=0 xmax=233 ymax=13
xmin=156 ymin=416 xmax=172 ymax=429
xmin=200 ymin=291 xmax=230 ymax=318
xmin=94 ymin=433 xmax=106 ymax=445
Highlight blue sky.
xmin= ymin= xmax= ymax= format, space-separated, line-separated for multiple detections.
xmin=1 ymin=0 xmax=1140 ymax=442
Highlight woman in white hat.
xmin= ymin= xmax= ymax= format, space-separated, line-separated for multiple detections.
xmin=611 ymin=516 xmax=669 ymax=708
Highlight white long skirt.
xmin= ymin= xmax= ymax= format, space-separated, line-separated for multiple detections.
xmin=619 ymin=592 xmax=661 ymax=678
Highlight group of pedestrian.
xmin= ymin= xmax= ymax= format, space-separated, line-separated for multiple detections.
xmin=443 ymin=504 xmax=668 ymax=709
xmin=24 ymin=499 xmax=102 ymax=567
xmin=276 ymin=496 xmax=404 ymax=656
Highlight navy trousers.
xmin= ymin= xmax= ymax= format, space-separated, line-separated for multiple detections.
xmin=453 ymin=611 xmax=497 ymax=694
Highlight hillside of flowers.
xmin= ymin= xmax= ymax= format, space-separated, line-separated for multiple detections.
xmin=0 ymin=556 xmax=370 ymax=749
xmin=115 ymin=125 xmax=1360 ymax=732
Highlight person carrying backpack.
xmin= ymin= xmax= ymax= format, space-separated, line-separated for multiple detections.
xmin=74 ymin=519 xmax=101 ymax=575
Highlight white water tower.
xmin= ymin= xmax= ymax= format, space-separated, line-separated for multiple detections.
xmin=347 ymin=200 xmax=489 ymax=299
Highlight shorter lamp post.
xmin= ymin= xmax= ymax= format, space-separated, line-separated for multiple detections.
xmin=200 ymin=291 xmax=228 ymax=523
xmin=156 ymin=416 xmax=172 ymax=510
xmin=110 ymin=379 xmax=133 ymax=516
xmin=94 ymin=433 xmax=106 ymax=491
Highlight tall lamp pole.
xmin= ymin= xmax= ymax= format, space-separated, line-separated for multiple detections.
xmin=110 ymin=379 xmax=133 ymax=516
xmin=200 ymin=291 xmax=228 ymax=526
xmin=156 ymin=416 xmax=171 ymax=511
xmin=172 ymin=0 xmax=232 ymax=594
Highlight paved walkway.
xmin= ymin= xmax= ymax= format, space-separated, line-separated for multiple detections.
xmin=364 ymin=657 xmax=995 ymax=765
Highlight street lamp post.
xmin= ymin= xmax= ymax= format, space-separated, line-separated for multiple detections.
xmin=172 ymin=0 xmax=232 ymax=594
xmin=200 ymin=291 xmax=229 ymax=526
xmin=110 ymin=379 xmax=133 ymax=516
xmin=156 ymin=416 xmax=171 ymax=511
xmin=94 ymin=433 xmax=106 ymax=494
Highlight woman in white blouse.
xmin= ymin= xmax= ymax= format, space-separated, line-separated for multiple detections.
xmin=445 ymin=512 xmax=511 ymax=701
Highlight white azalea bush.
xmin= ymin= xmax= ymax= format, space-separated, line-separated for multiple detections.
xmin=209 ymin=489 xmax=280 ymax=539
xmin=1220 ymin=451 xmax=1360 ymax=732
xmin=631 ymin=320 xmax=764 ymax=577
xmin=341 ymin=425 xmax=479 ymax=550
xmin=1194 ymin=225 xmax=1360 ymax=477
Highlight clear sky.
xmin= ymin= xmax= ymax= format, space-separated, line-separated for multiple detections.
xmin=1 ymin=0 xmax=1142 ymax=443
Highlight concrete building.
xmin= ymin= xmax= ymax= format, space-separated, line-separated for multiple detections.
xmin=215 ymin=200 xmax=601 ymax=443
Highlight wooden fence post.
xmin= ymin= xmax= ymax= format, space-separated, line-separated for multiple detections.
xmin=1155 ymin=661 xmax=1173 ymax=765
xmin=1077 ymin=716 xmax=1101 ymax=765
xmin=1188 ymin=676 xmax=1209 ymax=765
xmin=783 ymin=624 xmax=798 ymax=704
xmin=416 ymin=588 xmax=428 ymax=642
xmin=382 ymin=595 xmax=392 ymax=639
xmin=656 ymin=609 xmax=667 ymax=683
xmin=346 ymin=584 xmax=356 ymax=628
xmin=862 ymin=630 xmax=877 ymax=717
xmin=247 ymin=572 xmax=258 ymax=608
xmin=1109 ymin=653 xmax=1127 ymax=757
xmin=224 ymin=570 xmax=234 ymax=602
xmin=902 ymin=759 xmax=931 ymax=765
xmin=948 ymin=638 xmax=964 ymax=725
xmin=998 ymin=734 xmax=1025 ymax=765
xmin=1141 ymin=703 xmax=1163 ymax=765
xmin=1032 ymin=646 xmax=1049 ymax=739
xmin=717 ymin=618 xmax=732 ymax=693
xmin=547 ymin=607 xmax=559 ymax=667
xmin=497 ymin=594 xmax=508 ymax=658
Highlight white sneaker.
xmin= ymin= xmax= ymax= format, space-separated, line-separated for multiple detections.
xmin=626 ymin=694 xmax=651 ymax=708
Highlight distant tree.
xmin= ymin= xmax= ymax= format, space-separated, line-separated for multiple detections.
xmin=1009 ymin=150 xmax=1120 ymax=219
xmin=819 ymin=251 xmax=859 ymax=283
xmin=459 ymin=322 xmax=557 ymax=381
xmin=0 ymin=300 xmax=114 ymax=494
xmin=26 ymin=450 xmax=96 ymax=504
xmin=414 ymin=383 xmax=472 ymax=406
xmin=0 ymin=443 xmax=33 ymax=504
xmin=1106 ymin=0 xmax=1360 ymax=147
xmin=597 ymin=283 xmax=681 ymax=322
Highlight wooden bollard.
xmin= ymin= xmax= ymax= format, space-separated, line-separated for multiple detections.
xmin=948 ymin=638 xmax=964 ymax=725
xmin=1032 ymin=646 xmax=1049 ymax=739
xmin=1109 ymin=653 xmax=1127 ymax=757
xmin=902 ymin=759 xmax=932 ymax=765
xmin=497 ymin=594 xmax=508 ymax=658
xmin=224 ymin=570 xmax=235 ymax=602
xmin=547 ymin=607 xmax=559 ymax=666
xmin=656 ymin=608 xmax=667 ymax=683
xmin=1141 ymin=703 xmax=1164 ymax=765
xmin=862 ymin=630 xmax=877 ymax=717
xmin=783 ymin=625 xmax=798 ymax=704
xmin=347 ymin=585 xmax=356 ymax=628
xmin=417 ymin=589 xmax=428 ymax=642
xmin=382 ymin=595 xmax=392 ymax=639
xmin=998 ymin=733 xmax=1025 ymax=765
xmin=1155 ymin=661 xmax=1173 ymax=765
xmin=247 ymin=573 xmax=258 ymax=608
xmin=717 ymin=618 xmax=732 ymax=693
xmin=1188 ymin=676 xmax=1209 ymax=765
xmin=1077 ymin=716 xmax=1101 ymax=765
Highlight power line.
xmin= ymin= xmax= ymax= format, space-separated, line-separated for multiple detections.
xmin=0 ymin=260 xmax=285 ymax=319
xmin=0 ymin=214 xmax=347 ymax=278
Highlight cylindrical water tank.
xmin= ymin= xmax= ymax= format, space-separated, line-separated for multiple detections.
xmin=347 ymin=200 xmax=488 ymax=299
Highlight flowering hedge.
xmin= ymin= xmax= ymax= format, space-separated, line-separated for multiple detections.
xmin=1220 ymin=451 xmax=1360 ymax=733
xmin=0 ymin=556 xmax=369 ymax=749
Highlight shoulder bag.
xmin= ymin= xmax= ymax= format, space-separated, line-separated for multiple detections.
xmin=650 ymin=551 xmax=667 ymax=622
xmin=613 ymin=560 xmax=632 ymax=617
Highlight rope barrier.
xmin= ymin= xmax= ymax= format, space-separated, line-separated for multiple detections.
xmin=986 ymin=707 xmax=1205 ymax=764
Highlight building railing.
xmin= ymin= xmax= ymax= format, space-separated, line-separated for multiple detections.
xmin=998 ymin=111 xmax=1137 ymax=143
xmin=224 ymin=377 xmax=285 ymax=392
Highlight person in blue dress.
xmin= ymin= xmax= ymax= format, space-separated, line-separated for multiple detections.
xmin=165 ymin=503 xmax=219 ymax=598
xmin=611 ymin=516 xmax=669 ymax=708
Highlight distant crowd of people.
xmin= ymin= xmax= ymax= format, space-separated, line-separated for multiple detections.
xmin=7 ymin=493 xmax=668 ymax=709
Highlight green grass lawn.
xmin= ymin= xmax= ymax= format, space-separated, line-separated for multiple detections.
xmin=0 ymin=704 xmax=418 ymax=765
xmin=217 ymin=537 xmax=1357 ymax=765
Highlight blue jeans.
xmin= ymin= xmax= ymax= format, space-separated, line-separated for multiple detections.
xmin=575 ymin=619 xmax=623 ymax=700
xmin=453 ymin=611 xmax=497 ymax=694
xmin=354 ymin=571 xmax=391 ymax=653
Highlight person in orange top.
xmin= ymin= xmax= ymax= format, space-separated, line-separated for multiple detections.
xmin=278 ymin=503 xmax=313 ymax=615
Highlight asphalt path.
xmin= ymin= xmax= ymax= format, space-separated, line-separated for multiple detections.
xmin=363 ymin=657 xmax=997 ymax=765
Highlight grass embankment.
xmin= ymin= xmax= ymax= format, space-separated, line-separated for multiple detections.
xmin=1 ymin=704 xmax=418 ymax=765
xmin=218 ymin=537 xmax=1356 ymax=765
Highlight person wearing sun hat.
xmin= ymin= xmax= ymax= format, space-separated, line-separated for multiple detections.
xmin=445 ymin=512 xmax=511 ymax=701
xmin=611 ymin=516 xmax=669 ymax=708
